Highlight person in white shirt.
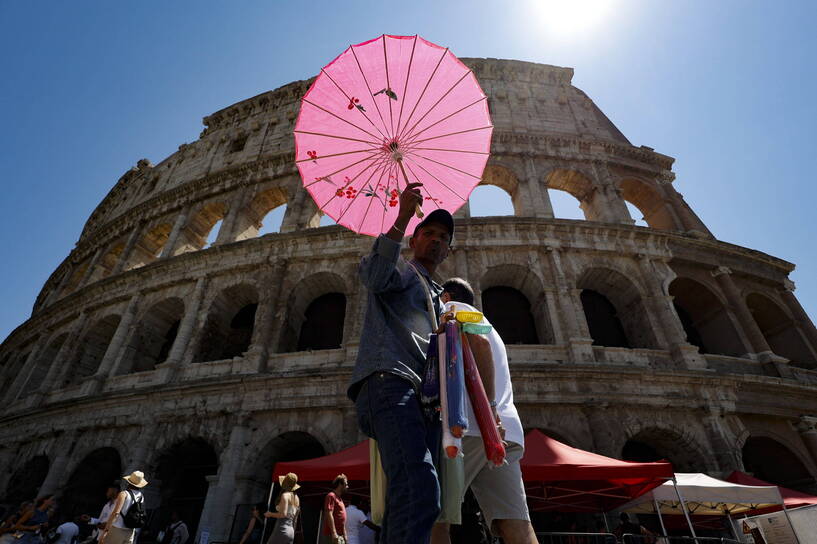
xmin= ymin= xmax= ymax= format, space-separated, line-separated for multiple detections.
xmin=89 ymin=485 xmax=119 ymax=542
xmin=165 ymin=512 xmax=188 ymax=544
xmin=100 ymin=471 xmax=148 ymax=544
xmin=53 ymin=517 xmax=80 ymax=544
xmin=431 ymin=278 xmax=537 ymax=544
xmin=343 ymin=499 xmax=379 ymax=544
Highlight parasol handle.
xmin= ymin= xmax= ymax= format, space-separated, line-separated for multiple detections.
xmin=393 ymin=152 xmax=424 ymax=219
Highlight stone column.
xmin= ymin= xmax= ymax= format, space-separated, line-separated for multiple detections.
xmin=112 ymin=223 xmax=143 ymax=275
xmin=124 ymin=425 xmax=158 ymax=474
xmin=543 ymin=247 xmax=594 ymax=362
xmin=215 ymin=188 xmax=249 ymax=245
xmin=590 ymin=161 xmax=633 ymax=225
xmin=780 ymin=280 xmax=817 ymax=357
xmin=160 ymin=206 xmax=191 ymax=259
xmin=2 ymin=341 xmax=46 ymax=404
xmin=77 ymin=248 xmax=104 ymax=288
xmin=797 ymin=416 xmax=817 ymax=467
xmin=197 ymin=421 xmax=251 ymax=543
xmin=636 ymin=256 xmax=707 ymax=370
xmin=38 ymin=431 xmax=77 ymax=495
xmin=163 ymin=277 xmax=209 ymax=380
xmin=280 ymin=186 xmax=308 ymax=233
xmin=247 ymin=263 xmax=287 ymax=372
xmin=712 ymin=267 xmax=772 ymax=356
xmin=37 ymin=313 xmax=89 ymax=399
xmin=87 ymin=294 xmax=142 ymax=390
xmin=525 ymin=156 xmax=553 ymax=218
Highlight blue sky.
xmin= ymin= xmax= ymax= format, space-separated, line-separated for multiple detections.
xmin=1 ymin=0 xmax=816 ymax=342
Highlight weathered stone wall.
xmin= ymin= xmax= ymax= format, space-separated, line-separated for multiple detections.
xmin=2 ymin=58 xmax=817 ymax=540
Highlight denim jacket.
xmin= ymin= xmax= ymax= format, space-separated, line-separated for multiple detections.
xmin=348 ymin=235 xmax=443 ymax=400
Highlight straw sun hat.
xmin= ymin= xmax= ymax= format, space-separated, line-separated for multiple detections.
xmin=278 ymin=473 xmax=300 ymax=491
xmin=122 ymin=470 xmax=149 ymax=488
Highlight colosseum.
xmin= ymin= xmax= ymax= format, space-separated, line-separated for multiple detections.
xmin=2 ymin=57 xmax=817 ymax=540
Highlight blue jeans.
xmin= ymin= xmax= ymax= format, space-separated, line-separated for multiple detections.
xmin=356 ymin=372 xmax=441 ymax=544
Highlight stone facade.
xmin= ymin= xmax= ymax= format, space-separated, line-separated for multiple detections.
xmin=2 ymin=58 xmax=817 ymax=540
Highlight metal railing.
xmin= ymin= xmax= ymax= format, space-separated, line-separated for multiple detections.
xmin=535 ymin=534 xmax=741 ymax=544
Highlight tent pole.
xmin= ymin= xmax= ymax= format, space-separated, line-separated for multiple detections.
xmin=260 ymin=479 xmax=275 ymax=544
xmin=671 ymin=477 xmax=699 ymax=543
xmin=316 ymin=510 xmax=323 ymax=544
xmin=654 ymin=498 xmax=667 ymax=537
xmin=781 ymin=505 xmax=802 ymax=544
xmin=722 ymin=507 xmax=739 ymax=542
xmin=603 ymin=511 xmax=611 ymax=532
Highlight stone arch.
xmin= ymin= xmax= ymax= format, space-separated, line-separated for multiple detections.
xmin=669 ymin=277 xmax=745 ymax=357
xmin=746 ymin=292 xmax=817 ymax=366
xmin=3 ymin=454 xmax=49 ymax=505
xmin=480 ymin=264 xmax=551 ymax=344
xmin=152 ymin=437 xmax=219 ymax=538
xmin=197 ymin=283 xmax=259 ymax=362
xmin=126 ymin=222 xmax=173 ymax=270
xmin=13 ymin=332 xmax=69 ymax=400
xmin=89 ymin=238 xmax=126 ymax=282
xmin=175 ymin=201 xmax=229 ymax=255
xmin=65 ymin=314 xmax=121 ymax=386
xmin=742 ymin=436 xmax=816 ymax=492
xmin=545 ymin=168 xmax=597 ymax=221
xmin=618 ymin=178 xmax=679 ymax=231
xmin=472 ymin=164 xmax=522 ymax=216
xmin=577 ymin=267 xmax=658 ymax=349
xmin=62 ymin=261 xmax=90 ymax=294
xmin=621 ymin=426 xmax=711 ymax=472
xmin=279 ymin=272 xmax=348 ymax=353
xmin=296 ymin=293 xmax=347 ymax=351
xmin=118 ymin=298 xmax=185 ymax=374
xmin=62 ymin=447 xmax=122 ymax=518
xmin=236 ymin=186 xmax=289 ymax=239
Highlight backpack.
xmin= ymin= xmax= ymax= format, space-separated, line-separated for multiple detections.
xmin=122 ymin=490 xmax=146 ymax=529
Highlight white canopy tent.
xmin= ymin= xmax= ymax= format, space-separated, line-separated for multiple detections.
xmin=621 ymin=472 xmax=784 ymax=516
xmin=619 ymin=473 xmax=797 ymax=543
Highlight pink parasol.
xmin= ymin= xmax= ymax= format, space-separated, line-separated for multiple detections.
xmin=294 ymin=34 xmax=493 ymax=236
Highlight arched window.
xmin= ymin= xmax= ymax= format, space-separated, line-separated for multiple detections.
xmin=3 ymin=455 xmax=49 ymax=506
xmin=669 ymin=277 xmax=745 ymax=356
xmin=204 ymin=219 xmax=223 ymax=247
xmin=548 ymin=189 xmax=586 ymax=220
xmin=258 ymin=204 xmax=287 ymax=235
xmin=747 ymin=293 xmax=817 ymax=367
xmin=14 ymin=333 xmax=68 ymax=400
xmin=154 ymin=438 xmax=219 ymax=538
xmin=624 ymin=202 xmax=648 ymax=227
xmin=469 ymin=185 xmax=514 ymax=217
xmin=197 ymin=284 xmax=258 ymax=362
xmin=580 ymin=290 xmax=630 ymax=348
xmin=619 ymin=178 xmax=679 ymax=231
xmin=62 ymin=447 xmax=121 ymax=519
xmin=66 ymin=315 xmax=121 ymax=386
xmin=126 ymin=223 xmax=173 ymax=270
xmin=622 ymin=428 xmax=707 ymax=472
xmin=235 ymin=187 xmax=288 ymax=240
xmin=482 ymin=287 xmax=539 ymax=344
xmin=174 ymin=202 xmax=228 ymax=254
xmin=743 ymin=437 xmax=816 ymax=492
xmin=119 ymin=298 xmax=184 ymax=374
xmin=297 ymin=293 xmax=346 ymax=351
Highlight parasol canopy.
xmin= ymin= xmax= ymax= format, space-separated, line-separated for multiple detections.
xmin=294 ymin=34 xmax=492 ymax=236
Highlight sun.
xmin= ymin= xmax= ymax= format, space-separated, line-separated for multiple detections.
xmin=531 ymin=0 xmax=617 ymax=38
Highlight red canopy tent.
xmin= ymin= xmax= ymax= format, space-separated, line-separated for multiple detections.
xmin=726 ymin=470 xmax=817 ymax=512
xmin=520 ymin=430 xmax=674 ymax=512
xmin=271 ymin=431 xmax=672 ymax=513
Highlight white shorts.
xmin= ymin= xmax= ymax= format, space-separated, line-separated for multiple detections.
xmin=461 ymin=436 xmax=530 ymax=529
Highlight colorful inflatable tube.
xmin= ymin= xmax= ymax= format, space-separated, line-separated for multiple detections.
xmin=461 ymin=332 xmax=506 ymax=466
xmin=445 ymin=321 xmax=468 ymax=438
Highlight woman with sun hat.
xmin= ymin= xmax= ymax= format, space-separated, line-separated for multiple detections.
xmin=99 ymin=471 xmax=148 ymax=544
xmin=263 ymin=473 xmax=300 ymax=544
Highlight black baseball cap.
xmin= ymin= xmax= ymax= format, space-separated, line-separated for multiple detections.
xmin=412 ymin=209 xmax=454 ymax=245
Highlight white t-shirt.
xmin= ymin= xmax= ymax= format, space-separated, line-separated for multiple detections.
xmin=358 ymin=512 xmax=376 ymax=544
xmin=54 ymin=522 xmax=79 ymax=544
xmin=112 ymin=490 xmax=143 ymax=530
xmin=343 ymin=505 xmax=368 ymax=544
xmin=443 ymin=301 xmax=525 ymax=447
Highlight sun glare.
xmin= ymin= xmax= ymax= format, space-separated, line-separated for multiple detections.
xmin=532 ymin=0 xmax=616 ymax=38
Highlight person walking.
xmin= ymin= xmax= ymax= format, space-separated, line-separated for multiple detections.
xmin=263 ymin=473 xmax=300 ymax=544
xmin=14 ymin=495 xmax=55 ymax=544
xmin=99 ymin=471 xmax=148 ymax=544
xmin=89 ymin=485 xmax=119 ymax=543
xmin=319 ymin=475 xmax=347 ymax=544
xmin=344 ymin=496 xmax=379 ymax=544
xmin=349 ymin=184 xmax=453 ymax=544
xmin=431 ymin=278 xmax=537 ymax=544
xmin=237 ymin=504 xmax=264 ymax=544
